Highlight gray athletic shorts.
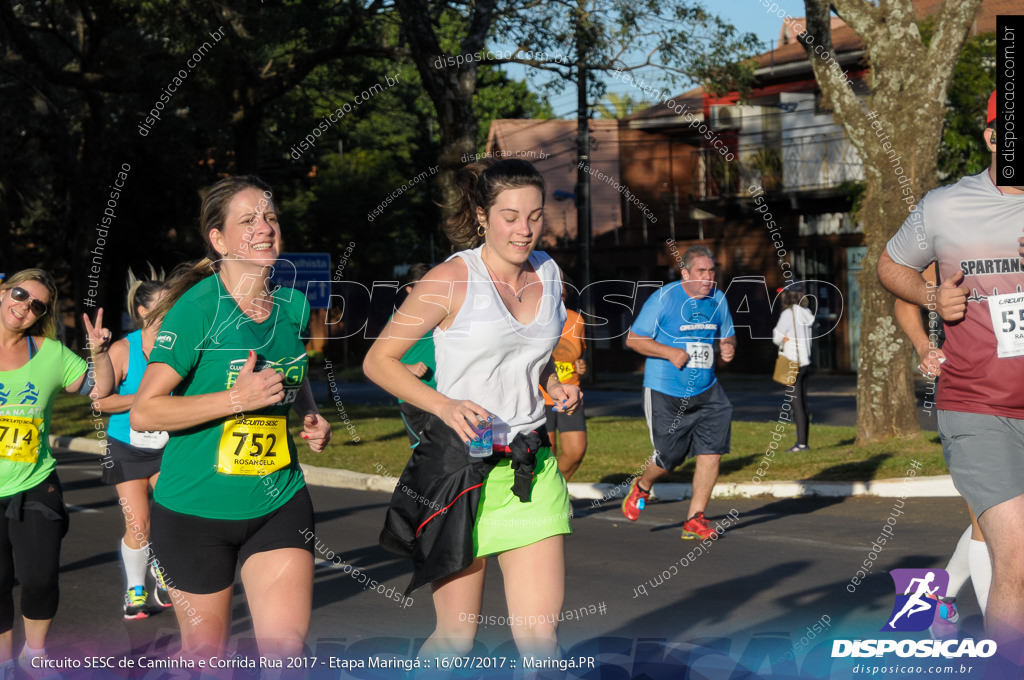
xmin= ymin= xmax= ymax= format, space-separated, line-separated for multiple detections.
xmin=644 ymin=383 xmax=732 ymax=471
xmin=937 ymin=409 xmax=1024 ymax=518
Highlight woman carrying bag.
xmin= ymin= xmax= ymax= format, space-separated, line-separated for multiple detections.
xmin=772 ymin=286 xmax=814 ymax=451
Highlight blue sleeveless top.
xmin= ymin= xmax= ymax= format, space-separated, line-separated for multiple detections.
xmin=107 ymin=330 xmax=148 ymax=444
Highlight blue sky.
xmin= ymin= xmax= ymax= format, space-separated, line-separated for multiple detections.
xmin=519 ymin=0 xmax=809 ymax=118
xmin=728 ymin=0 xmax=809 ymax=49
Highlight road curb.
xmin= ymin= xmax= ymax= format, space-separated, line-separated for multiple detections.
xmin=53 ymin=435 xmax=958 ymax=500
xmin=51 ymin=435 xmax=106 ymax=455
xmin=570 ymin=475 xmax=958 ymax=502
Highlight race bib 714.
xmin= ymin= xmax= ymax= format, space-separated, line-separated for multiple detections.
xmin=0 ymin=415 xmax=42 ymax=463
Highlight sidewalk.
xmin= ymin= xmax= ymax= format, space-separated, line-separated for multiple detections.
xmin=53 ymin=433 xmax=958 ymax=500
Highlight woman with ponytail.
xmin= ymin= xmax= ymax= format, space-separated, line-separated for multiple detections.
xmin=365 ymin=158 xmax=580 ymax=662
xmin=93 ymin=265 xmax=171 ymax=620
xmin=131 ymin=176 xmax=331 ymax=663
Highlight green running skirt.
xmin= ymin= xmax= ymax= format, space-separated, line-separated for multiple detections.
xmin=473 ymin=447 xmax=572 ymax=556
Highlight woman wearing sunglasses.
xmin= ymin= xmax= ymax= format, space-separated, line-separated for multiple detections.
xmin=0 ymin=269 xmax=113 ymax=676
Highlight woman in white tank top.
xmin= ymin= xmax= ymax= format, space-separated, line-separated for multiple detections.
xmin=365 ymin=159 xmax=581 ymax=662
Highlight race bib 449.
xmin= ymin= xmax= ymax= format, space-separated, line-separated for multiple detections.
xmin=686 ymin=342 xmax=714 ymax=370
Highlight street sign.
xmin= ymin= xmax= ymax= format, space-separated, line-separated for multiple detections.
xmin=273 ymin=252 xmax=332 ymax=309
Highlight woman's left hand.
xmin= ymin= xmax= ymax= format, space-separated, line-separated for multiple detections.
xmin=300 ymin=412 xmax=332 ymax=453
xmin=82 ymin=308 xmax=112 ymax=355
xmin=549 ymin=383 xmax=582 ymax=415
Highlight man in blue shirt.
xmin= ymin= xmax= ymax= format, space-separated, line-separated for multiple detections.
xmin=622 ymin=245 xmax=736 ymax=539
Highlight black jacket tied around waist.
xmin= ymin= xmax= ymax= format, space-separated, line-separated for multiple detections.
xmin=380 ymin=403 xmax=546 ymax=594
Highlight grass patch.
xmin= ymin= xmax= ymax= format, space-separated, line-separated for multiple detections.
xmin=51 ymin=393 xmax=97 ymax=438
xmin=50 ymin=394 xmax=946 ymax=483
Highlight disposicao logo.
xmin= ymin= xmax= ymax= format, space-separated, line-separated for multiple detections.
xmin=882 ymin=568 xmax=948 ymax=632
xmin=830 ymin=568 xmax=997 ymax=660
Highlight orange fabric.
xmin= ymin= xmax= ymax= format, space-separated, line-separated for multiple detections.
xmin=541 ymin=309 xmax=586 ymax=405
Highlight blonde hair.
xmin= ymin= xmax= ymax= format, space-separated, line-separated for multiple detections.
xmin=1 ymin=269 xmax=59 ymax=338
xmin=126 ymin=263 xmax=167 ymax=329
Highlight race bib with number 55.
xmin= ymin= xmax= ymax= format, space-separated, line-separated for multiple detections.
xmin=217 ymin=416 xmax=290 ymax=475
xmin=988 ymin=292 xmax=1024 ymax=358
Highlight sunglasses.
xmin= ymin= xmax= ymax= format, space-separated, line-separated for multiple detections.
xmin=9 ymin=287 xmax=48 ymax=317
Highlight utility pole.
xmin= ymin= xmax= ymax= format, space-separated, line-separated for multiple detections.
xmin=576 ymin=45 xmax=591 ymax=298
xmin=575 ymin=0 xmax=594 ymax=383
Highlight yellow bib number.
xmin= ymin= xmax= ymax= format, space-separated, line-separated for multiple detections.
xmin=0 ymin=415 xmax=42 ymax=463
xmin=218 ymin=416 xmax=290 ymax=475
xmin=555 ymin=361 xmax=575 ymax=382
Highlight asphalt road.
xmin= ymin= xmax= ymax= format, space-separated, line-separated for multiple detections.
xmin=35 ymin=449 xmax=989 ymax=679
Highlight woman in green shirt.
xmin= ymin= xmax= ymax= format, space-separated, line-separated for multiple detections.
xmin=132 ymin=176 xmax=331 ymax=663
xmin=0 ymin=268 xmax=113 ymax=676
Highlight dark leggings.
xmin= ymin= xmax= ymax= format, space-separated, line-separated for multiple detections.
xmin=0 ymin=472 xmax=68 ymax=632
xmin=792 ymin=365 xmax=810 ymax=446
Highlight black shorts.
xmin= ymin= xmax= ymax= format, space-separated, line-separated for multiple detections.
xmin=101 ymin=438 xmax=162 ymax=485
xmin=544 ymin=401 xmax=586 ymax=433
xmin=644 ymin=383 xmax=732 ymax=471
xmin=149 ymin=486 xmax=314 ymax=594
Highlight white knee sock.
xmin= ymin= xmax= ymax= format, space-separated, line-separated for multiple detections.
xmin=121 ymin=539 xmax=148 ymax=590
xmin=944 ymin=526 xmax=973 ymax=598
xmin=968 ymin=539 xmax=992 ymax=615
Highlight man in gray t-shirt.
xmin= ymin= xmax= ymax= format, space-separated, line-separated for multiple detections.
xmin=879 ymin=92 xmax=1024 ymax=653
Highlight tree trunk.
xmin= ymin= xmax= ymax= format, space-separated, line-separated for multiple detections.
xmin=801 ymin=0 xmax=983 ymax=442
xmin=395 ymin=0 xmax=496 ymax=220
xmin=854 ymin=183 xmax=923 ymax=441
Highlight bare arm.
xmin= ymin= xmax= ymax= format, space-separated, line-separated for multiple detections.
xmin=363 ymin=260 xmax=488 ymax=442
xmin=894 ymin=299 xmax=931 ymax=356
xmin=894 ymin=298 xmax=945 ymax=376
xmin=880 ymin=248 xmax=966 ymax=322
xmin=292 ymin=377 xmax=331 ymax=453
xmin=878 ymin=249 xmax=931 ymax=307
xmin=538 ymin=357 xmax=582 ymax=414
xmin=92 ymin=339 xmax=131 ymax=414
xmin=291 ymin=377 xmax=318 ymax=419
xmin=719 ymin=336 xmax=736 ymax=363
xmin=625 ymin=330 xmax=689 ymax=369
xmin=131 ymin=350 xmax=284 ymax=432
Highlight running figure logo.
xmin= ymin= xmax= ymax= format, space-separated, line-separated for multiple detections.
xmin=16 ymin=382 xmax=38 ymax=405
xmin=882 ymin=568 xmax=949 ymax=632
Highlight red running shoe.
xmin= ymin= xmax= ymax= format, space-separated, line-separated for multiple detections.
xmin=621 ymin=479 xmax=650 ymax=521
xmin=681 ymin=512 xmax=718 ymax=540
